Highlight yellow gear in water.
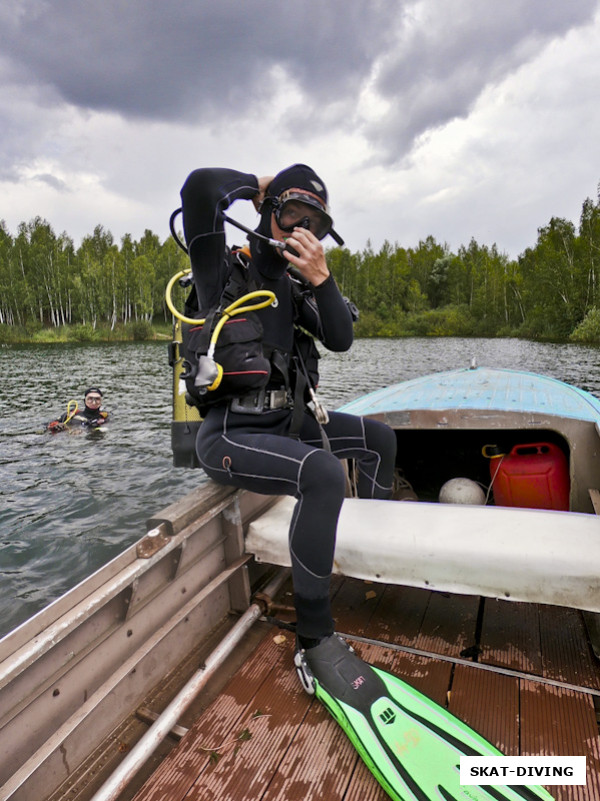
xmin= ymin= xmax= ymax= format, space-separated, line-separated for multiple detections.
xmin=65 ymin=400 xmax=79 ymax=423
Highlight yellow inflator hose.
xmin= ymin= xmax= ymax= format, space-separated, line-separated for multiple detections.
xmin=65 ymin=400 xmax=79 ymax=423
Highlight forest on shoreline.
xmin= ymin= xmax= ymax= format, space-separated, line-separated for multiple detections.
xmin=2 ymin=185 xmax=600 ymax=345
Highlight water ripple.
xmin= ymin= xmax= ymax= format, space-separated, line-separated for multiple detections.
xmin=1 ymin=337 xmax=599 ymax=638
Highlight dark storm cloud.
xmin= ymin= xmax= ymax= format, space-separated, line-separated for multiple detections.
xmin=0 ymin=1 xmax=394 ymax=120
xmin=366 ymin=0 xmax=599 ymax=159
xmin=0 ymin=0 xmax=598 ymax=162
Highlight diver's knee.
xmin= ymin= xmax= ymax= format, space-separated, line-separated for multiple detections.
xmin=299 ymin=449 xmax=346 ymax=498
xmin=364 ymin=418 xmax=397 ymax=458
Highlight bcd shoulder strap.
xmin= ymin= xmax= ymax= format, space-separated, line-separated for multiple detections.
xmin=221 ymin=247 xmax=257 ymax=305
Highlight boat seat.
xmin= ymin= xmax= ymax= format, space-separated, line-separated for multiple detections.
xmin=245 ymin=497 xmax=600 ymax=612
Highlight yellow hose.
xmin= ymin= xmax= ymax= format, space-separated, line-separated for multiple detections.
xmin=65 ymin=400 xmax=79 ymax=423
xmin=481 ymin=444 xmax=506 ymax=459
xmin=165 ymin=270 xmax=275 ymax=328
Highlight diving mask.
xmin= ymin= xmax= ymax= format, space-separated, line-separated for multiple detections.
xmin=271 ymin=191 xmax=344 ymax=245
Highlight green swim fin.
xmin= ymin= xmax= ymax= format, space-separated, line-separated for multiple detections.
xmin=294 ymin=635 xmax=554 ymax=801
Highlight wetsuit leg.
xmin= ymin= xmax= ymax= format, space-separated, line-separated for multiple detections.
xmin=196 ymin=407 xmax=347 ymax=640
xmin=299 ymin=411 xmax=397 ymax=499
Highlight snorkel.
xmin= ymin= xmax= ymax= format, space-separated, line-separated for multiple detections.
xmin=222 ymin=213 xmax=287 ymax=253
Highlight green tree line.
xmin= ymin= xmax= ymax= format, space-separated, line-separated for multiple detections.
xmin=1 ymin=185 xmax=600 ymax=343
xmin=328 ymin=186 xmax=600 ymax=342
xmin=0 ymin=220 xmax=190 ymax=341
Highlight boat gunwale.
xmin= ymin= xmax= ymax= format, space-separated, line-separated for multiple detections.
xmin=339 ymin=366 xmax=600 ymax=422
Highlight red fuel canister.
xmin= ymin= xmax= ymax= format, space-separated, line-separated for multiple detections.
xmin=491 ymin=442 xmax=569 ymax=510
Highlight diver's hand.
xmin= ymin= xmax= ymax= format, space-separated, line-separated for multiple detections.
xmin=253 ymin=175 xmax=274 ymax=211
xmin=48 ymin=420 xmax=66 ymax=432
xmin=284 ymin=227 xmax=330 ymax=286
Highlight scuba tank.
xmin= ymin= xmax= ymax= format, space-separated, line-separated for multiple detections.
xmin=169 ymin=314 xmax=203 ymax=468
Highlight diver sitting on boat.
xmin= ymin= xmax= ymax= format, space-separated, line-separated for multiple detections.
xmin=47 ymin=387 xmax=109 ymax=432
xmin=178 ymin=164 xmax=397 ymax=686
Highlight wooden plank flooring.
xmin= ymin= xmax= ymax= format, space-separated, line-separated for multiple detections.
xmin=133 ymin=578 xmax=600 ymax=801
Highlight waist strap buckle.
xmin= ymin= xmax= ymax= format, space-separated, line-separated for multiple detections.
xmin=229 ymin=388 xmax=292 ymax=415
xmin=268 ymin=388 xmax=288 ymax=410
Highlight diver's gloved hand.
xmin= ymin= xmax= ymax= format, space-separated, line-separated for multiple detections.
xmin=283 ymin=227 xmax=330 ymax=287
xmin=48 ymin=420 xmax=66 ymax=432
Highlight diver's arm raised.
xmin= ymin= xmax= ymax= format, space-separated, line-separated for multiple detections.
xmin=180 ymin=168 xmax=259 ymax=308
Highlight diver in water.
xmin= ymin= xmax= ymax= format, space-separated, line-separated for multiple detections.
xmin=179 ymin=165 xmax=397 ymax=687
xmin=47 ymin=387 xmax=109 ymax=432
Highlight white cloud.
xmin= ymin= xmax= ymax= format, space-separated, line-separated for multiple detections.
xmin=333 ymin=6 xmax=600 ymax=256
xmin=1 ymin=1 xmax=599 ymax=260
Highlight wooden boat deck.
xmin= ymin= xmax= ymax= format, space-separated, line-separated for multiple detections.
xmin=131 ymin=576 xmax=600 ymax=801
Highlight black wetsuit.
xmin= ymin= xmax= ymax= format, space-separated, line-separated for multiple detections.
xmin=181 ymin=168 xmax=397 ymax=641
xmin=51 ymin=406 xmax=107 ymax=429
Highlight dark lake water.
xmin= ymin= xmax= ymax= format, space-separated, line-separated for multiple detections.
xmin=2 ymin=337 xmax=600 ymax=639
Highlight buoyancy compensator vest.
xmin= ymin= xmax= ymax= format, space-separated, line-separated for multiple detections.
xmin=179 ymin=248 xmax=275 ymax=411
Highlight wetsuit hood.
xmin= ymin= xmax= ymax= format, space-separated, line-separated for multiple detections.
xmin=268 ymin=164 xmax=329 ymax=207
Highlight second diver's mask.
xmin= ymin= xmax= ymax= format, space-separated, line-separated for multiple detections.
xmin=268 ymin=190 xmax=344 ymax=246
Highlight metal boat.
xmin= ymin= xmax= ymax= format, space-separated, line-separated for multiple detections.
xmin=1 ymin=365 xmax=599 ymax=800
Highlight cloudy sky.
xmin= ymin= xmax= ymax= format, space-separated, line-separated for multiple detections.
xmin=1 ymin=0 xmax=599 ymax=258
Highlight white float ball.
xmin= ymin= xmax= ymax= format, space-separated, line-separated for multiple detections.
xmin=439 ymin=478 xmax=486 ymax=505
